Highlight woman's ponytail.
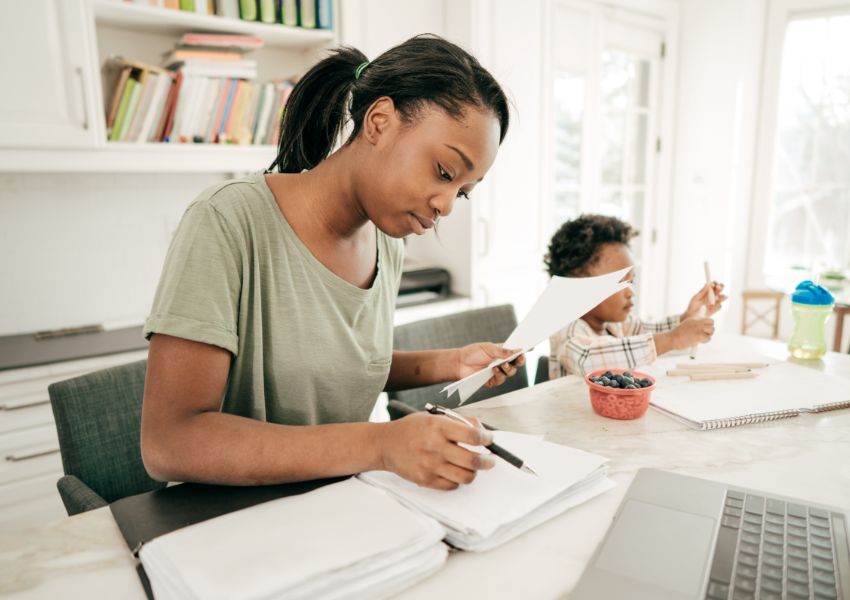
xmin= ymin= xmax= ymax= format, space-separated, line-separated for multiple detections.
xmin=268 ymin=46 xmax=367 ymax=173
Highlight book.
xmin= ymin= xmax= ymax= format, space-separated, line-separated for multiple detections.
xmin=178 ymin=0 xmax=194 ymax=11
xmin=645 ymin=350 xmax=850 ymax=430
xmin=167 ymin=58 xmax=257 ymax=79
xmin=164 ymin=48 xmax=242 ymax=63
xmin=105 ymin=66 xmax=132 ymax=132
xmin=297 ymin=0 xmax=316 ymax=28
xmin=125 ymin=72 xmax=159 ymax=142
xmin=134 ymin=478 xmax=447 ymax=600
xmin=215 ymin=0 xmax=239 ymax=18
xmin=138 ymin=74 xmax=173 ymax=143
xmin=282 ymin=0 xmax=297 ymax=26
xmin=109 ymin=77 xmax=137 ymax=142
xmin=218 ymin=79 xmax=241 ymax=143
xmin=239 ymin=0 xmax=257 ymax=21
xmin=161 ymin=70 xmax=185 ymax=142
xmin=205 ymin=78 xmax=231 ymax=143
xmin=316 ymin=0 xmax=333 ymax=29
xmin=258 ymin=0 xmax=276 ymax=23
xmin=178 ymin=33 xmax=264 ymax=50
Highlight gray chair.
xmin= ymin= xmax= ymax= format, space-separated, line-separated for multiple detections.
xmin=535 ymin=356 xmax=550 ymax=384
xmin=48 ymin=359 xmax=165 ymax=515
xmin=388 ymin=305 xmax=528 ymax=419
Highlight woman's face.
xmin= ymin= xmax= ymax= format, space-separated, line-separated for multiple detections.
xmin=357 ymin=101 xmax=502 ymax=238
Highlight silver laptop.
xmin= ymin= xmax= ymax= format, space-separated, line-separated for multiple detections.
xmin=571 ymin=469 xmax=849 ymax=599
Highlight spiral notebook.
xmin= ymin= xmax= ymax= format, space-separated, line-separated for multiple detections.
xmin=646 ymin=358 xmax=850 ymax=430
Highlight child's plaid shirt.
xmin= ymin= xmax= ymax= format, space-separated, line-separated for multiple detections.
xmin=549 ymin=315 xmax=680 ymax=378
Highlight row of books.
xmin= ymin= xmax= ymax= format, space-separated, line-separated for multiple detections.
xmin=126 ymin=0 xmax=333 ymax=30
xmin=105 ymin=57 xmax=294 ymax=145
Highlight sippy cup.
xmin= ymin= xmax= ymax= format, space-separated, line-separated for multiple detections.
xmin=788 ymin=280 xmax=835 ymax=360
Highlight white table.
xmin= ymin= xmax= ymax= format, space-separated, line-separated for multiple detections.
xmin=1 ymin=335 xmax=849 ymax=599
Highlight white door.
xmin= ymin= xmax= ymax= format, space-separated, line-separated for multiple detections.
xmin=0 ymin=0 xmax=98 ymax=148
xmin=544 ymin=2 xmax=668 ymax=315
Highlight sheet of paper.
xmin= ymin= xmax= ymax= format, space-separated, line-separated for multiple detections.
xmin=441 ymin=267 xmax=632 ymax=402
xmin=359 ymin=431 xmax=609 ymax=541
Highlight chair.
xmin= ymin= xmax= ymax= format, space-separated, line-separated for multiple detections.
xmin=741 ymin=289 xmax=785 ymax=339
xmin=534 ymin=356 xmax=550 ymax=384
xmin=48 ymin=359 xmax=165 ymax=516
xmin=387 ymin=305 xmax=528 ymax=418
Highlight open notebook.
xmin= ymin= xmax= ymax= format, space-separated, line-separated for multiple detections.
xmin=645 ymin=354 xmax=850 ymax=430
xmin=359 ymin=431 xmax=613 ymax=551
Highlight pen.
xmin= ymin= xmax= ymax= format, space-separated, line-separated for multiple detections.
xmin=386 ymin=400 xmax=537 ymax=476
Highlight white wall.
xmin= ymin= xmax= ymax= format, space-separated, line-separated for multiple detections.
xmin=0 ymin=173 xmax=226 ymax=335
xmin=665 ymin=0 xmax=767 ymax=333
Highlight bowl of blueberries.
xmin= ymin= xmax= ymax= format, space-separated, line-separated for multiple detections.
xmin=584 ymin=368 xmax=656 ymax=420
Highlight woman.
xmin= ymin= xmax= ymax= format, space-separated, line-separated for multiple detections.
xmin=141 ymin=34 xmax=524 ymax=491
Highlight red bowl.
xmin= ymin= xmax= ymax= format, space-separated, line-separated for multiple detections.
xmin=584 ymin=368 xmax=656 ymax=420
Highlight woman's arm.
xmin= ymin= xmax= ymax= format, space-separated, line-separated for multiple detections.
xmin=385 ymin=345 xmax=525 ymax=392
xmin=141 ymin=334 xmax=494 ymax=489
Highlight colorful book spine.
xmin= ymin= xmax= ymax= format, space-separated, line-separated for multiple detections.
xmin=109 ymin=77 xmax=136 ymax=142
xmin=297 ymin=0 xmax=316 ymax=28
xmin=316 ymin=0 xmax=332 ymax=29
xmin=239 ymin=0 xmax=257 ymax=21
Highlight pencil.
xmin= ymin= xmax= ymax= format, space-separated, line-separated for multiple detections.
xmin=688 ymin=371 xmax=758 ymax=381
xmin=668 ymin=368 xmax=751 ymax=376
xmin=675 ymin=362 xmax=769 ymax=370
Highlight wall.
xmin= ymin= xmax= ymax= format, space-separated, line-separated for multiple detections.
xmin=0 ymin=173 xmax=226 ymax=335
xmin=665 ymin=0 xmax=767 ymax=333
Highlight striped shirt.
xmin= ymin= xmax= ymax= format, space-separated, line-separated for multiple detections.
xmin=549 ymin=315 xmax=680 ymax=378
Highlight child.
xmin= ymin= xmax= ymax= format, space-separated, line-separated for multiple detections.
xmin=545 ymin=215 xmax=725 ymax=378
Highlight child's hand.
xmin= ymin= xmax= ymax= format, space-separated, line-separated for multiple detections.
xmin=672 ymin=317 xmax=715 ymax=350
xmin=682 ymin=282 xmax=727 ymax=320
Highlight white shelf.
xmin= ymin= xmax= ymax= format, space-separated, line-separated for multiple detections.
xmin=92 ymin=1 xmax=334 ymax=49
xmin=0 ymin=143 xmax=278 ymax=173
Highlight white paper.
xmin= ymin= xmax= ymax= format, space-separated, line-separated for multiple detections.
xmin=359 ymin=431 xmax=611 ymax=550
xmin=441 ymin=267 xmax=632 ymax=402
xmin=139 ymin=478 xmax=447 ymax=600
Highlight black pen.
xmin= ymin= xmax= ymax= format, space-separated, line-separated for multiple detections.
xmin=387 ymin=400 xmax=538 ymax=476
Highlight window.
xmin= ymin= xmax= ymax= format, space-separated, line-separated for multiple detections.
xmin=765 ymin=13 xmax=850 ymax=277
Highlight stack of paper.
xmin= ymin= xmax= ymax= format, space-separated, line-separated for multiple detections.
xmin=359 ymin=431 xmax=613 ymax=551
xmin=139 ymin=478 xmax=447 ymax=600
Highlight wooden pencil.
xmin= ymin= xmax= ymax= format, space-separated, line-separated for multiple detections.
xmin=688 ymin=371 xmax=759 ymax=381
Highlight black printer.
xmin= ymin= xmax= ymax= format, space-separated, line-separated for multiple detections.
xmin=397 ymin=267 xmax=451 ymax=307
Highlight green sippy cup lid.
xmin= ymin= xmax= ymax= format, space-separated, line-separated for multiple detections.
xmin=791 ymin=280 xmax=835 ymax=306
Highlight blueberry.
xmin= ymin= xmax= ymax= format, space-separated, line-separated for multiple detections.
xmin=640 ymin=378 xmax=653 ymax=387
xmin=603 ymin=371 xmax=614 ymax=378
xmin=623 ymin=371 xmax=633 ymax=378
xmin=610 ymin=380 xmax=620 ymax=388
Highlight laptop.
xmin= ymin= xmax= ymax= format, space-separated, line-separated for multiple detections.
xmin=571 ymin=469 xmax=849 ymax=599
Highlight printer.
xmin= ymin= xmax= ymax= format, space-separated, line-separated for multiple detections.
xmin=397 ymin=267 xmax=451 ymax=307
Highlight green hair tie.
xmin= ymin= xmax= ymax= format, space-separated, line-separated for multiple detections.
xmin=354 ymin=61 xmax=369 ymax=80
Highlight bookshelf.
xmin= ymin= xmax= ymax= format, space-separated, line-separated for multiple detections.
xmin=0 ymin=0 xmax=338 ymax=173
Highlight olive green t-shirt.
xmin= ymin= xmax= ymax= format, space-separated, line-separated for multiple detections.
xmin=143 ymin=171 xmax=404 ymax=425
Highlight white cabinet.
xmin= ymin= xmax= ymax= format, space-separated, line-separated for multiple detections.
xmin=0 ymin=0 xmax=98 ymax=148
xmin=0 ymin=350 xmax=147 ymax=532
xmin=0 ymin=0 xmax=337 ymax=171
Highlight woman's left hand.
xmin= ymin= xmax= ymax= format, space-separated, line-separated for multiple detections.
xmin=683 ymin=282 xmax=727 ymax=320
xmin=456 ymin=343 xmax=526 ymax=388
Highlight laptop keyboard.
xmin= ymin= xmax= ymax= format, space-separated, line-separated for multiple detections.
xmin=704 ymin=490 xmax=841 ymax=599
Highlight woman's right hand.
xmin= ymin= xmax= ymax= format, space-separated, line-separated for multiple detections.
xmin=378 ymin=413 xmax=495 ymax=490
xmin=672 ymin=317 xmax=715 ymax=349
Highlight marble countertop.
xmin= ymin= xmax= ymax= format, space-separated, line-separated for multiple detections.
xmin=1 ymin=334 xmax=849 ymax=599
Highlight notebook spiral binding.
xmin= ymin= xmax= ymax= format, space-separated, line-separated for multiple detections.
xmin=702 ymin=409 xmax=800 ymax=430
xmin=811 ymin=400 xmax=850 ymax=413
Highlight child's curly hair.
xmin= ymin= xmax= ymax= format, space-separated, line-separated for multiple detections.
xmin=544 ymin=214 xmax=638 ymax=277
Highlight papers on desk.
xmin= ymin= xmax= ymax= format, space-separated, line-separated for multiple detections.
xmin=138 ymin=478 xmax=447 ymax=600
xmin=442 ymin=267 xmax=632 ymax=403
xmin=645 ymin=353 xmax=850 ymax=430
xmin=359 ymin=431 xmax=613 ymax=552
